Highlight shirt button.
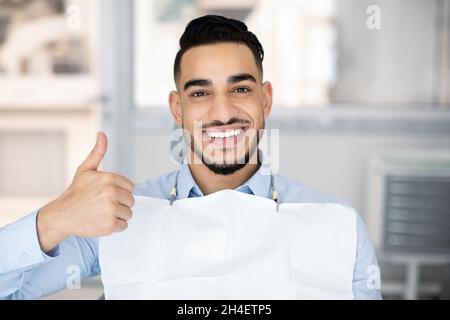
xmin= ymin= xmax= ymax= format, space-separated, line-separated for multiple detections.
xmin=21 ymin=252 xmax=30 ymax=262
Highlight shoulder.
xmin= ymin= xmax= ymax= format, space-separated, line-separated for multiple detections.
xmin=274 ymin=174 xmax=374 ymax=255
xmin=274 ymin=173 xmax=351 ymax=208
xmin=133 ymin=170 xmax=179 ymax=199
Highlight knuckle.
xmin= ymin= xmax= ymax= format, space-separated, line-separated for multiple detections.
xmin=103 ymin=173 xmax=116 ymax=183
xmin=121 ymin=178 xmax=134 ymax=190
xmin=111 ymin=203 xmax=121 ymax=214
xmin=125 ymin=208 xmax=133 ymax=220
xmin=104 ymin=201 xmax=117 ymax=214
xmin=124 ymin=193 xmax=134 ymax=206
xmin=103 ymin=185 xmax=118 ymax=198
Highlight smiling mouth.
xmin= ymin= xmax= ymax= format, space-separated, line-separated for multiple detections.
xmin=202 ymin=126 xmax=249 ymax=147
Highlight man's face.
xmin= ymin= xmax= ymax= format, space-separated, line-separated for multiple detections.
xmin=169 ymin=42 xmax=272 ymax=174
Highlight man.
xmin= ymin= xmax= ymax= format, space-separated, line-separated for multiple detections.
xmin=0 ymin=15 xmax=381 ymax=299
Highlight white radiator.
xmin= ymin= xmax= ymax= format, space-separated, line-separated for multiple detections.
xmin=366 ymin=149 xmax=450 ymax=254
xmin=365 ymin=149 xmax=450 ymax=299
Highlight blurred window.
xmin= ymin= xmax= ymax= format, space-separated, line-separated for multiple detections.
xmin=0 ymin=0 xmax=98 ymax=106
xmin=133 ymin=0 xmax=450 ymax=109
xmin=134 ymin=0 xmax=336 ymax=108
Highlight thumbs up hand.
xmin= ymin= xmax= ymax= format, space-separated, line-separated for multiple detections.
xmin=78 ymin=131 xmax=109 ymax=171
xmin=36 ymin=132 xmax=135 ymax=253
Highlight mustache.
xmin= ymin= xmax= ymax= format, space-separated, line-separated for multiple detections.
xmin=201 ymin=117 xmax=251 ymax=130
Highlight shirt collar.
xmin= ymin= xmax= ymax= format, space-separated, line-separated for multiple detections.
xmin=176 ymin=162 xmax=272 ymax=200
xmin=176 ymin=163 xmax=202 ymax=199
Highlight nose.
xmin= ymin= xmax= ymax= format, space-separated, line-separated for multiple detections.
xmin=207 ymin=93 xmax=239 ymax=125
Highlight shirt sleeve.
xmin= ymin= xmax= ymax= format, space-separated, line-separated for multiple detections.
xmin=352 ymin=213 xmax=383 ymax=300
xmin=0 ymin=210 xmax=99 ymax=300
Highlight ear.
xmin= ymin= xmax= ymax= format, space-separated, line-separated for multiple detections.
xmin=169 ymin=90 xmax=182 ymax=125
xmin=262 ymin=81 xmax=273 ymax=118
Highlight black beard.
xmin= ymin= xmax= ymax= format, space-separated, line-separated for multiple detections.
xmin=183 ymin=119 xmax=264 ymax=176
xmin=203 ymin=151 xmax=250 ymax=175
xmin=192 ymin=135 xmax=260 ymax=176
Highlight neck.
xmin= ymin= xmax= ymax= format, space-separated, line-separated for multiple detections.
xmin=188 ymin=162 xmax=260 ymax=195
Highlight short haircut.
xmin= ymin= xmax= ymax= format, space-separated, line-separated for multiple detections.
xmin=173 ymin=15 xmax=264 ymax=84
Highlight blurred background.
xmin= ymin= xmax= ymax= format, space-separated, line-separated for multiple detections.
xmin=0 ymin=0 xmax=449 ymax=299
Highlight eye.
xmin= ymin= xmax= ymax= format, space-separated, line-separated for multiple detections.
xmin=233 ymin=87 xmax=250 ymax=93
xmin=191 ymin=91 xmax=208 ymax=97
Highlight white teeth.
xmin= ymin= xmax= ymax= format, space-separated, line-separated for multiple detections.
xmin=206 ymin=128 xmax=243 ymax=139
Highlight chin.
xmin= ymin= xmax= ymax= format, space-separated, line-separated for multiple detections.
xmin=203 ymin=161 xmax=248 ymax=176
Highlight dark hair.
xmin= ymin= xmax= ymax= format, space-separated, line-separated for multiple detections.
xmin=173 ymin=15 xmax=264 ymax=83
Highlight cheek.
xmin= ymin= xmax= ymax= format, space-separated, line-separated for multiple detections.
xmin=180 ymin=106 xmax=198 ymax=127
xmin=238 ymin=102 xmax=265 ymax=127
xmin=181 ymin=115 xmax=204 ymax=142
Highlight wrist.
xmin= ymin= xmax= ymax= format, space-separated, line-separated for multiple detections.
xmin=37 ymin=201 xmax=70 ymax=253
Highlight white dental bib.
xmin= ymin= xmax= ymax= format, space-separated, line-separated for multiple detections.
xmin=99 ymin=189 xmax=357 ymax=299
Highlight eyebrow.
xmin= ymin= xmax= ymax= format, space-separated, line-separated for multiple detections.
xmin=227 ymin=73 xmax=257 ymax=84
xmin=183 ymin=73 xmax=257 ymax=91
xmin=183 ymin=78 xmax=212 ymax=91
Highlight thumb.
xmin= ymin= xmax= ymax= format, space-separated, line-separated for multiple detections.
xmin=78 ymin=132 xmax=108 ymax=171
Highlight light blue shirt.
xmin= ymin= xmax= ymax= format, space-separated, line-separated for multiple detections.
xmin=0 ymin=164 xmax=382 ymax=299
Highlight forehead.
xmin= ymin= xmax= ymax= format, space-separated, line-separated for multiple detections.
xmin=179 ymin=42 xmax=260 ymax=85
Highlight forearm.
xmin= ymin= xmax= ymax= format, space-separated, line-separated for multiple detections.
xmin=0 ymin=211 xmax=99 ymax=299
xmin=0 ymin=210 xmax=57 ymax=298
